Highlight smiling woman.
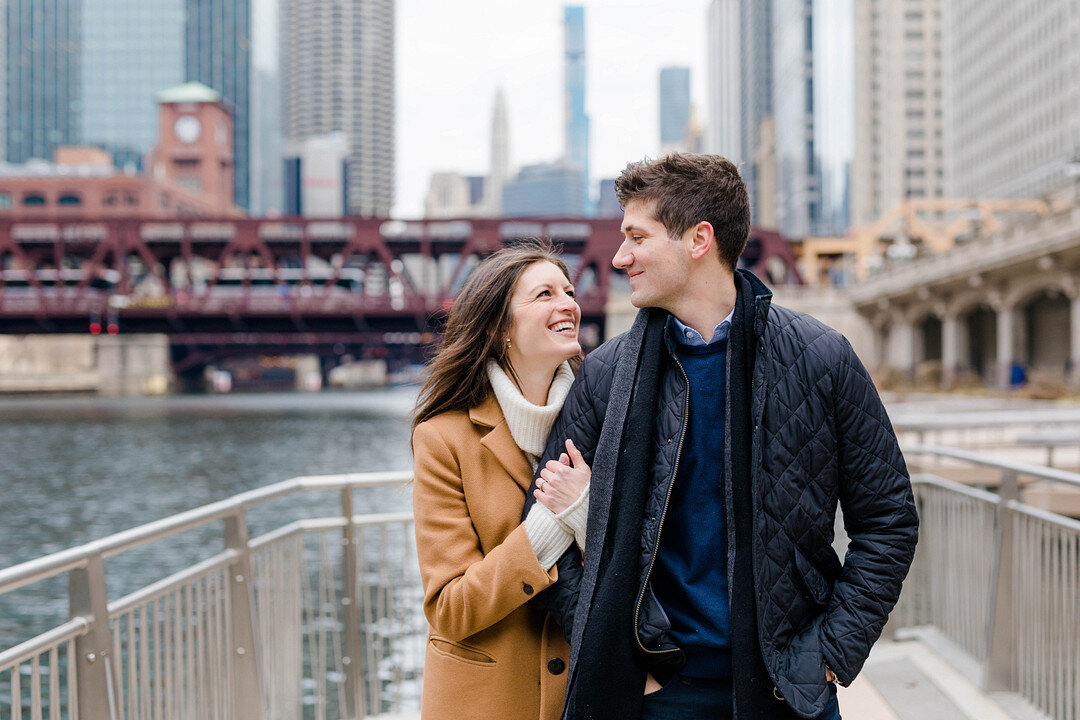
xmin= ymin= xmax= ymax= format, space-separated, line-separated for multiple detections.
xmin=410 ymin=239 xmax=592 ymax=720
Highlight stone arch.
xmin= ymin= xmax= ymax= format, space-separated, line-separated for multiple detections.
xmin=1004 ymin=274 xmax=1071 ymax=310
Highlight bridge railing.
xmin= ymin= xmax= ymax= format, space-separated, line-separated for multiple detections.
xmin=0 ymin=471 xmax=424 ymax=720
xmin=899 ymin=445 xmax=1080 ymax=720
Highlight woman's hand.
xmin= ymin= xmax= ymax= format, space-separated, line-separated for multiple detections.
xmin=535 ymin=438 xmax=590 ymax=514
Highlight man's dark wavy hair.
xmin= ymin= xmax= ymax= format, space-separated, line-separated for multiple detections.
xmin=614 ymin=153 xmax=751 ymax=272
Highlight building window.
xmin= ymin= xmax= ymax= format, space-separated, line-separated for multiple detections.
xmin=23 ymin=193 xmax=47 ymax=206
xmin=58 ymin=193 xmax=82 ymax=206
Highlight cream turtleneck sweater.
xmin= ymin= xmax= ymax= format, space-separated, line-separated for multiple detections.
xmin=487 ymin=360 xmax=590 ymax=569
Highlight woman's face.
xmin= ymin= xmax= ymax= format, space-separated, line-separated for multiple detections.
xmin=505 ymin=260 xmax=581 ymax=371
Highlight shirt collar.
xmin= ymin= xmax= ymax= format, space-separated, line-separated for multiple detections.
xmin=670 ymin=308 xmax=735 ymax=347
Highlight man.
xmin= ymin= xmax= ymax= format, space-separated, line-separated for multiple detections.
xmin=524 ymin=153 xmax=918 ymax=720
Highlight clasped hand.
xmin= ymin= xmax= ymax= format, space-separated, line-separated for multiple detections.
xmin=534 ymin=438 xmax=590 ymax=514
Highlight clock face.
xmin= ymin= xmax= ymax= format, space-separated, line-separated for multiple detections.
xmin=174 ymin=115 xmax=201 ymax=144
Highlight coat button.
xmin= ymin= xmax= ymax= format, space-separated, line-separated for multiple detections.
xmin=548 ymin=658 xmax=566 ymax=675
xmin=523 ymin=583 xmax=534 ymax=595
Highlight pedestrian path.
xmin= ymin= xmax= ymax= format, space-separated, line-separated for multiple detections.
xmin=367 ymin=637 xmax=1049 ymax=720
xmin=840 ymin=638 xmax=1048 ymax=720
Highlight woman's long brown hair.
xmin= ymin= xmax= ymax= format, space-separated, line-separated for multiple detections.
xmin=412 ymin=239 xmax=581 ymax=430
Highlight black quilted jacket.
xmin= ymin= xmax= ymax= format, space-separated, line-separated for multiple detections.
xmin=538 ymin=275 xmax=918 ymax=718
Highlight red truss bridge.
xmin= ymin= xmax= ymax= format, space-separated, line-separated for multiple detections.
xmin=0 ymin=216 xmax=800 ymax=368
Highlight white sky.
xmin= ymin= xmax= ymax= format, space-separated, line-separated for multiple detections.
xmin=255 ymin=0 xmax=709 ymax=218
xmin=393 ymin=0 xmax=708 ymax=217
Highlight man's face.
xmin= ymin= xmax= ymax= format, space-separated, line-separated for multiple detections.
xmin=613 ymin=199 xmax=692 ymax=311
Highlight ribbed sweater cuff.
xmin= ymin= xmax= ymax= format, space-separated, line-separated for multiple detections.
xmin=556 ymin=482 xmax=590 ymax=553
xmin=524 ymin=502 xmax=574 ymax=570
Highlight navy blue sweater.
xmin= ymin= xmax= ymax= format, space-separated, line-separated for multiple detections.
xmin=651 ymin=328 xmax=731 ymax=678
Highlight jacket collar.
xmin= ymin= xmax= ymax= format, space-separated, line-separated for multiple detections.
xmin=469 ymin=393 xmax=535 ymax=492
xmin=659 ymin=269 xmax=774 ymax=354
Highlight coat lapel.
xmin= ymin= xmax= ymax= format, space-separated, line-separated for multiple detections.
xmin=470 ymin=394 xmax=535 ymax=493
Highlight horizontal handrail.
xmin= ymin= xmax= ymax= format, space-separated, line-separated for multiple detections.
xmin=107 ymin=549 xmax=238 ymax=616
xmin=0 ymin=470 xmax=413 ymax=596
xmin=908 ymin=444 xmax=1080 ymax=490
xmin=0 ymin=617 xmax=87 ymax=671
xmin=894 ymin=409 xmax=1080 ymax=431
xmin=910 ymin=472 xmax=1001 ymax=503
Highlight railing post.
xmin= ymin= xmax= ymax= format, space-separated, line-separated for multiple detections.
xmin=341 ymin=487 xmax=368 ymax=719
xmin=985 ymin=469 xmax=1019 ymax=691
xmin=225 ymin=512 xmax=266 ymax=720
xmin=69 ymin=553 xmax=121 ymax=720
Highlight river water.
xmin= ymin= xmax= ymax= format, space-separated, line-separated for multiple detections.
xmin=0 ymin=388 xmax=418 ymax=650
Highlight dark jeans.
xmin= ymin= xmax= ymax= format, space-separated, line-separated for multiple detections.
xmin=640 ymin=674 xmax=842 ymax=720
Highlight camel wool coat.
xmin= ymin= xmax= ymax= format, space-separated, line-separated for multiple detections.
xmin=412 ymin=393 xmax=570 ymax=720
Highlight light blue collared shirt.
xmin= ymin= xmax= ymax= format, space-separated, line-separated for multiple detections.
xmin=670 ymin=308 xmax=735 ymax=347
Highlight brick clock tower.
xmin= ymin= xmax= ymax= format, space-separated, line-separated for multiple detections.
xmin=151 ymin=82 xmax=235 ymax=211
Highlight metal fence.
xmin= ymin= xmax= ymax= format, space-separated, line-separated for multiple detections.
xmin=0 ymin=472 xmax=424 ymax=720
xmin=899 ymin=446 xmax=1080 ymax=720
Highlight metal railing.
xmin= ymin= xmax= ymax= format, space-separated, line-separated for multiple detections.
xmin=0 ymin=471 xmax=423 ymax=720
xmin=899 ymin=445 xmax=1080 ymax=720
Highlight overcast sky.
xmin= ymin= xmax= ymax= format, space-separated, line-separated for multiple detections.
xmin=258 ymin=0 xmax=710 ymax=218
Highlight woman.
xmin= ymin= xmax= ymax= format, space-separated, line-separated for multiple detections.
xmin=412 ymin=241 xmax=591 ymax=720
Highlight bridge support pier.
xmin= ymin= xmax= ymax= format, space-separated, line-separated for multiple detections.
xmin=96 ymin=334 xmax=172 ymax=396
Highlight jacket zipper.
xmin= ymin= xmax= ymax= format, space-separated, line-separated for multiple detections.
xmin=632 ymin=354 xmax=690 ymax=654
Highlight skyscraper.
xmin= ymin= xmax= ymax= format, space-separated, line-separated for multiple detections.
xmin=81 ymin=0 xmax=184 ymax=171
xmin=482 ymin=87 xmax=509 ymax=216
xmin=707 ymin=0 xmax=774 ymax=227
xmin=707 ymin=0 xmax=741 ymax=159
xmin=281 ymin=0 xmax=395 ymax=217
xmin=502 ymin=161 xmax=586 ymax=217
xmin=944 ymin=0 xmax=1080 ymax=199
xmin=851 ymin=0 xmax=945 ymax=225
xmin=185 ymin=0 xmax=252 ymax=210
xmin=772 ymin=0 xmax=853 ymax=238
xmin=4 ymin=0 xmax=82 ymax=163
xmin=659 ymin=67 xmax=691 ymax=154
xmin=563 ymin=5 xmax=589 ymax=209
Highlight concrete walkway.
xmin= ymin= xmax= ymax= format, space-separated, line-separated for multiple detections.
xmin=371 ymin=637 xmax=1047 ymax=720
xmin=840 ymin=639 xmax=1047 ymax=720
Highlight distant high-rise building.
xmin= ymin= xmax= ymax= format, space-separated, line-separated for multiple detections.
xmin=81 ymin=0 xmax=185 ymax=171
xmin=707 ymin=0 xmax=741 ymax=159
xmin=425 ymin=172 xmax=473 ymax=219
xmin=252 ymin=67 xmax=284 ymax=215
xmin=284 ymin=132 xmax=348 ymax=217
xmin=482 ymin=88 xmax=509 ymax=216
xmin=502 ymin=162 xmax=586 ymax=217
xmin=772 ymin=0 xmax=853 ymax=238
xmin=597 ymin=178 xmax=620 ymax=218
xmin=563 ymin=6 xmax=589 ymax=207
xmin=4 ymin=0 xmax=82 ymax=164
xmin=659 ymin=67 xmax=691 ymax=154
xmin=281 ymin=0 xmax=395 ymax=217
xmin=707 ymin=0 xmax=774 ymax=227
xmin=945 ymin=0 xmax=1080 ymax=199
xmin=852 ymin=0 xmax=944 ymax=225
xmin=185 ymin=0 xmax=252 ymax=210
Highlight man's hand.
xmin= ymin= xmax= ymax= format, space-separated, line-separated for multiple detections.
xmin=825 ymin=665 xmax=837 ymax=684
xmin=535 ymin=438 xmax=590 ymax=514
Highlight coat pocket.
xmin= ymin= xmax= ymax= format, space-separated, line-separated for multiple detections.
xmin=793 ymin=547 xmax=831 ymax=607
xmin=428 ymin=636 xmax=498 ymax=666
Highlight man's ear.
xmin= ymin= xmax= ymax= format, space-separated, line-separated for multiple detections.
xmin=688 ymin=221 xmax=715 ymax=260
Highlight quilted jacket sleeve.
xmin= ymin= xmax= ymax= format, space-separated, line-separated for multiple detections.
xmin=413 ymin=420 xmax=559 ymax=642
xmin=821 ymin=337 xmax=919 ymax=685
xmin=524 ymin=351 xmax=610 ymax=641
